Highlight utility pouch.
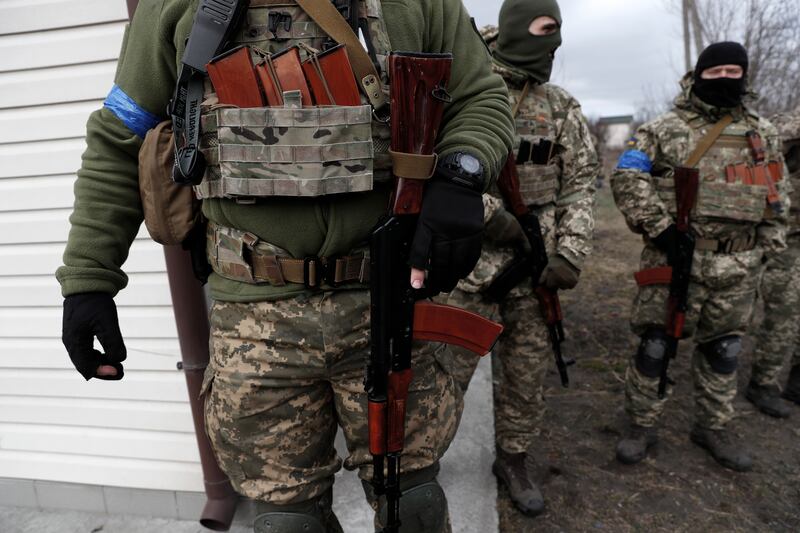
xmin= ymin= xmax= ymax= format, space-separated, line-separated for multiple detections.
xmin=196 ymin=103 xmax=374 ymax=198
xmin=302 ymin=44 xmax=361 ymax=106
xmin=138 ymin=120 xmax=200 ymax=245
xmin=747 ymin=130 xmax=783 ymax=213
xmin=207 ymin=46 xmax=265 ymax=108
xmin=517 ymin=163 xmax=560 ymax=206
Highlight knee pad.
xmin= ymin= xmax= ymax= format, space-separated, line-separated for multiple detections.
xmin=700 ymin=336 xmax=741 ymax=375
xmin=377 ymin=480 xmax=447 ymax=533
xmin=253 ymin=488 xmax=338 ymax=533
xmin=635 ymin=329 xmax=669 ymax=378
xmin=253 ymin=512 xmax=325 ymax=533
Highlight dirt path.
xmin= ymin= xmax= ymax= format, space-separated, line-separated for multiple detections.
xmin=497 ymin=187 xmax=800 ymax=532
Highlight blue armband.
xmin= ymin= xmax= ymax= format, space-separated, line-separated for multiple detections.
xmin=616 ymin=150 xmax=653 ymax=173
xmin=103 ymin=85 xmax=161 ymax=139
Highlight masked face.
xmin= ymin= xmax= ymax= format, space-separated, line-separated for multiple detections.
xmin=691 ymin=42 xmax=749 ymax=109
xmin=495 ymin=0 xmax=563 ymax=83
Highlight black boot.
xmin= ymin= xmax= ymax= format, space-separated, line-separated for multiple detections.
xmin=746 ymin=381 xmax=790 ymax=418
xmin=492 ymin=447 xmax=545 ymax=517
xmin=690 ymin=426 xmax=753 ymax=472
xmin=615 ymin=423 xmax=658 ymax=465
xmin=783 ymin=365 xmax=800 ymax=405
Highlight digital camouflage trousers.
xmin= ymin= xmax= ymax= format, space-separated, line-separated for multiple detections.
xmin=201 ymin=289 xmax=460 ymax=518
xmin=626 ymin=244 xmax=762 ymax=430
xmin=446 ymin=284 xmax=550 ymax=454
xmin=750 ymin=239 xmax=800 ymax=386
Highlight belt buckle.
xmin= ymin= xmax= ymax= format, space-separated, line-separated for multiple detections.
xmin=322 ymin=256 xmax=341 ymax=288
xmin=303 ymin=256 xmax=322 ymax=289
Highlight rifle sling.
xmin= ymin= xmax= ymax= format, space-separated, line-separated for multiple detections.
xmin=684 ymin=114 xmax=734 ymax=168
xmin=171 ymin=0 xmax=248 ymax=183
xmin=295 ymin=0 xmax=388 ymax=113
xmin=511 ymin=81 xmax=530 ymax=119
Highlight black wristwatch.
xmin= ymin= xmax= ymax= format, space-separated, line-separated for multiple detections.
xmin=436 ymin=152 xmax=485 ymax=191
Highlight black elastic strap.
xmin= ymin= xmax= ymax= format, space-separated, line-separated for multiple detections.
xmin=170 ymin=0 xmax=249 ymax=185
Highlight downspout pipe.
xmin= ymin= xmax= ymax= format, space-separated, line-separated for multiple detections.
xmin=164 ymin=246 xmax=239 ymax=531
xmin=125 ymin=1 xmax=239 ymax=530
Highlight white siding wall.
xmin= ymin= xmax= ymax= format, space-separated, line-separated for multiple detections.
xmin=0 ymin=0 xmax=203 ymax=492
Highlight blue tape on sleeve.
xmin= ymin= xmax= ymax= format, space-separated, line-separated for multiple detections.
xmin=103 ymin=85 xmax=161 ymax=139
xmin=616 ymin=149 xmax=653 ymax=173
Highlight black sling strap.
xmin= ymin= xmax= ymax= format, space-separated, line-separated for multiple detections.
xmin=170 ymin=0 xmax=249 ymax=185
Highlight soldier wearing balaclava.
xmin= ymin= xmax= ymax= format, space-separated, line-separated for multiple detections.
xmin=445 ymin=0 xmax=600 ymax=518
xmin=612 ymin=41 xmax=790 ymax=473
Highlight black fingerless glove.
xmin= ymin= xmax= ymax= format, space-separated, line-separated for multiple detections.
xmin=62 ymin=293 xmax=127 ymax=381
xmin=652 ymin=224 xmax=693 ymax=266
xmin=409 ymin=179 xmax=484 ymax=294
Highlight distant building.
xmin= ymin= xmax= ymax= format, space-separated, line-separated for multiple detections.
xmin=599 ymin=115 xmax=635 ymax=149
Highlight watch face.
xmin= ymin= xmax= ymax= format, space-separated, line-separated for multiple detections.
xmin=459 ymin=154 xmax=481 ymax=174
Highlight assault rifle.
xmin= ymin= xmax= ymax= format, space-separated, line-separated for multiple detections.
xmin=658 ymin=168 xmax=698 ymax=398
xmin=633 ymin=167 xmax=699 ymax=398
xmin=367 ymin=52 xmax=503 ymax=533
xmin=486 ymin=154 xmax=574 ymax=387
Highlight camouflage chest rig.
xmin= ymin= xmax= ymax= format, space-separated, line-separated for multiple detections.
xmin=507 ymin=81 xmax=563 ymax=207
xmin=482 ymin=26 xmax=563 ymax=208
xmin=653 ymin=110 xmax=785 ymax=225
xmin=194 ymin=0 xmax=393 ymax=202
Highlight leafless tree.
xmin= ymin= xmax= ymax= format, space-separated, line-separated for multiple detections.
xmin=672 ymin=0 xmax=800 ymax=115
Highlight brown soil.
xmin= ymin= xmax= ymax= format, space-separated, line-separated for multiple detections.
xmin=497 ymin=186 xmax=800 ymax=532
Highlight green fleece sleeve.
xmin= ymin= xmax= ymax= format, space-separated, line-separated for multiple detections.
xmin=382 ymin=0 xmax=514 ymax=183
xmin=56 ymin=0 xmax=179 ymax=296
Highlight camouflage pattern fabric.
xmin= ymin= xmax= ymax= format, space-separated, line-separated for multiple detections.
xmin=611 ymin=74 xmax=789 ymax=253
xmin=612 ymin=74 xmax=790 ymax=431
xmin=446 ymin=29 xmax=597 ymax=454
xmin=197 ymin=105 xmax=375 ymax=199
xmin=750 ymin=240 xmax=800 ymax=386
xmin=625 ymin=243 xmax=761 ymax=429
xmin=202 ymin=290 xmax=460 ymax=523
xmin=447 ymin=286 xmax=550 ymax=453
xmin=749 ymin=108 xmax=800 ymax=386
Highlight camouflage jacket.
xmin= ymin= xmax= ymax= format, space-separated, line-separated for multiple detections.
xmin=770 ymin=107 xmax=800 ymax=236
xmin=612 ymin=73 xmax=790 ymax=256
xmin=460 ymin=26 xmax=597 ymax=293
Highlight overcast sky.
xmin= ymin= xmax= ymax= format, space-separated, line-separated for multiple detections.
xmin=463 ymin=0 xmax=686 ymax=118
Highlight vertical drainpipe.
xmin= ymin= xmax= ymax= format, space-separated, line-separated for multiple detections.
xmin=125 ymin=1 xmax=239 ymax=530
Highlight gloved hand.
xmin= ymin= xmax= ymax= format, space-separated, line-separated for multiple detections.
xmin=651 ymin=224 xmax=693 ymax=266
xmin=409 ymin=178 xmax=484 ymax=294
xmin=62 ymin=293 xmax=127 ymax=381
xmin=486 ymin=208 xmax=530 ymax=253
xmin=539 ymin=255 xmax=580 ymax=290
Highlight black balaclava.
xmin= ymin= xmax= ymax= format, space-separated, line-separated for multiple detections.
xmin=692 ymin=42 xmax=749 ymax=108
xmin=495 ymin=0 xmax=562 ymax=83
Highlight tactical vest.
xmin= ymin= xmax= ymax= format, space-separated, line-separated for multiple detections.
xmin=509 ymin=82 xmax=562 ymax=207
xmin=195 ymin=0 xmax=393 ymax=201
xmin=654 ymin=113 xmax=784 ymax=223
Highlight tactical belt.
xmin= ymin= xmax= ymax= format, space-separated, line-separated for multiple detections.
xmin=208 ymin=222 xmax=369 ymax=288
xmin=636 ymin=233 xmax=757 ymax=287
xmin=694 ymin=234 xmax=757 ymax=254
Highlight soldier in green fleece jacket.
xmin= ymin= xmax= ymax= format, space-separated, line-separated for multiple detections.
xmin=57 ymin=1 xmax=513 ymax=531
